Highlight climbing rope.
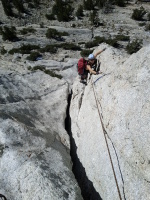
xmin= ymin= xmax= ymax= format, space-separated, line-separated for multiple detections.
xmin=0 ymin=194 xmax=7 ymax=200
xmin=90 ymin=75 xmax=122 ymax=200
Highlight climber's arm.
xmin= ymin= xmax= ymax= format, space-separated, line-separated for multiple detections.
xmin=93 ymin=48 xmax=106 ymax=58
xmin=86 ymin=65 xmax=97 ymax=75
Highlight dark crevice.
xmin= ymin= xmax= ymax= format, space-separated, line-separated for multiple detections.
xmin=65 ymin=91 xmax=103 ymax=200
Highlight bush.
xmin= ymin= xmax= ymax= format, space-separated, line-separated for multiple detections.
xmin=61 ymin=43 xmax=81 ymax=51
xmin=12 ymin=0 xmax=25 ymax=13
xmin=114 ymin=0 xmax=125 ymax=7
xmin=40 ymin=45 xmax=57 ymax=53
xmin=9 ymin=44 xmax=40 ymax=54
xmin=45 ymin=14 xmax=55 ymax=20
xmin=86 ymin=36 xmax=119 ymax=48
xmin=59 ymin=31 xmax=69 ymax=36
xmin=30 ymin=66 xmax=62 ymax=79
xmin=20 ymin=27 xmax=36 ymax=35
xmin=106 ymin=38 xmax=119 ymax=48
xmin=83 ymin=0 xmax=94 ymax=10
xmin=94 ymin=36 xmax=106 ymax=43
xmin=132 ymin=6 xmax=146 ymax=21
xmin=1 ymin=26 xmax=18 ymax=41
xmin=46 ymin=28 xmax=62 ymax=40
xmin=26 ymin=52 xmax=42 ymax=61
xmin=147 ymin=13 xmax=150 ymax=21
xmin=1 ymin=0 xmax=13 ymax=16
xmin=28 ymin=2 xmax=35 ymax=8
xmin=126 ymin=39 xmax=142 ymax=54
xmin=52 ymin=0 xmax=74 ymax=21
xmin=76 ymin=5 xmax=84 ymax=18
xmin=46 ymin=28 xmax=69 ymax=40
xmin=138 ymin=22 xmax=146 ymax=26
xmin=40 ymin=22 xmax=44 ymax=28
xmin=33 ymin=0 xmax=40 ymax=7
xmin=1 ymin=47 xmax=7 ymax=55
xmin=89 ymin=10 xmax=100 ymax=26
xmin=80 ymin=49 xmax=93 ymax=57
xmin=115 ymin=34 xmax=130 ymax=41
xmin=95 ymin=0 xmax=105 ymax=8
xmin=145 ymin=24 xmax=150 ymax=31
xmin=85 ymin=40 xmax=98 ymax=48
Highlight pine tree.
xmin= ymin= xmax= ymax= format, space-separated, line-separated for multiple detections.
xmin=12 ymin=0 xmax=25 ymax=13
xmin=1 ymin=26 xmax=18 ymax=41
xmin=1 ymin=0 xmax=13 ymax=16
xmin=76 ymin=5 xmax=84 ymax=18
xmin=52 ymin=0 xmax=73 ymax=21
xmin=84 ymin=0 xmax=94 ymax=10
xmin=89 ymin=10 xmax=100 ymax=26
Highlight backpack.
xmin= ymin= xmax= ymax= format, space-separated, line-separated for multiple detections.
xmin=77 ymin=58 xmax=87 ymax=75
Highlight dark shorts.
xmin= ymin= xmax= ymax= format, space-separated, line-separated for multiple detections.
xmin=79 ymin=68 xmax=89 ymax=80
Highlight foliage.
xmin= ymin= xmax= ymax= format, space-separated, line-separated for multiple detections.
xmin=33 ymin=0 xmax=40 ymax=7
xmin=12 ymin=0 xmax=25 ymax=13
xmin=132 ymin=6 xmax=146 ymax=21
xmin=126 ymin=39 xmax=142 ymax=54
xmin=45 ymin=14 xmax=55 ymax=20
xmin=76 ymin=5 xmax=84 ymax=18
xmin=40 ymin=22 xmax=44 ymax=28
xmin=1 ymin=26 xmax=18 ymax=41
xmin=85 ymin=36 xmax=119 ymax=48
xmin=89 ymin=10 xmax=100 ymax=26
xmin=26 ymin=51 xmax=41 ymax=61
xmin=138 ymin=22 xmax=146 ymax=26
xmin=46 ymin=28 xmax=69 ymax=40
xmin=95 ymin=0 xmax=105 ymax=8
xmin=83 ymin=0 xmax=94 ymax=10
xmin=46 ymin=28 xmax=61 ymax=39
xmin=60 ymin=43 xmax=81 ymax=51
xmin=85 ymin=40 xmax=98 ymax=48
xmin=52 ymin=0 xmax=74 ymax=21
xmin=40 ymin=45 xmax=57 ymax=54
xmin=114 ymin=0 xmax=125 ymax=7
xmin=115 ymin=34 xmax=130 ymax=41
xmin=145 ymin=23 xmax=150 ymax=31
xmin=80 ymin=49 xmax=93 ymax=57
xmin=147 ymin=13 xmax=150 ymax=21
xmin=20 ymin=27 xmax=36 ymax=35
xmin=9 ymin=44 xmax=40 ymax=54
xmin=30 ymin=66 xmax=62 ymax=79
xmin=106 ymin=38 xmax=119 ymax=48
xmin=1 ymin=0 xmax=13 ymax=16
xmin=1 ymin=47 xmax=7 ymax=55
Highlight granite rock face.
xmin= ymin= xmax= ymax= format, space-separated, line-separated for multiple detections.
xmin=0 ymin=61 xmax=82 ymax=200
xmin=70 ymin=44 xmax=150 ymax=200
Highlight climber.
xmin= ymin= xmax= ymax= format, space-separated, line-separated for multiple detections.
xmin=77 ymin=48 xmax=106 ymax=84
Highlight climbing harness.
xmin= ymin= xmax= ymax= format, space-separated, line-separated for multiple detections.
xmin=91 ymin=75 xmax=122 ymax=200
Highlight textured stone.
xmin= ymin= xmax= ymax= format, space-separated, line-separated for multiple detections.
xmin=70 ymin=44 xmax=150 ymax=200
xmin=0 ymin=62 xmax=82 ymax=200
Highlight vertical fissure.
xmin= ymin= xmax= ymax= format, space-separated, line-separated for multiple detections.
xmin=65 ymin=91 xmax=103 ymax=200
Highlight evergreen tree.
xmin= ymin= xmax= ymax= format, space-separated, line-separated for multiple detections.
xmin=1 ymin=26 xmax=18 ymax=41
xmin=1 ymin=0 xmax=13 ymax=16
xmin=76 ymin=5 xmax=84 ymax=18
xmin=52 ymin=0 xmax=73 ymax=21
xmin=115 ymin=0 xmax=125 ymax=7
xmin=12 ymin=0 xmax=25 ymax=13
xmin=83 ymin=0 xmax=94 ymax=10
xmin=95 ymin=0 xmax=105 ymax=8
xmin=89 ymin=10 xmax=100 ymax=26
xmin=132 ymin=6 xmax=146 ymax=21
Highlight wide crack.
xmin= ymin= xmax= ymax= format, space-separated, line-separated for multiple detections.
xmin=65 ymin=91 xmax=103 ymax=200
